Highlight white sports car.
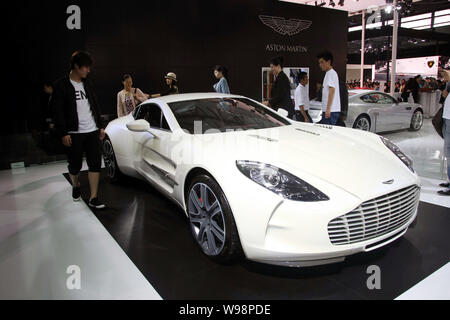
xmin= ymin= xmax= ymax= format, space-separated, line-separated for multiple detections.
xmin=103 ymin=93 xmax=420 ymax=267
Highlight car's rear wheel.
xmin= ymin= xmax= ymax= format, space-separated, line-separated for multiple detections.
xmin=353 ymin=115 xmax=371 ymax=131
xmin=102 ymin=137 xmax=122 ymax=182
xmin=187 ymin=174 xmax=243 ymax=264
xmin=409 ymin=110 xmax=423 ymax=131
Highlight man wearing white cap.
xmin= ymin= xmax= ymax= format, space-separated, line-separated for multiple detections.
xmin=151 ymin=72 xmax=179 ymax=98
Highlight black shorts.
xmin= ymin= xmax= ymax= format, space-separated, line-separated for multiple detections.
xmin=66 ymin=130 xmax=102 ymax=175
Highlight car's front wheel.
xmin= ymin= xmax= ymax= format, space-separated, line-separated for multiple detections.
xmin=102 ymin=137 xmax=122 ymax=182
xmin=353 ymin=115 xmax=371 ymax=131
xmin=187 ymin=174 xmax=243 ymax=264
xmin=409 ymin=110 xmax=423 ymax=131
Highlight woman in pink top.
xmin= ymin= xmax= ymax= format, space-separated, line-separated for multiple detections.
xmin=117 ymin=74 xmax=149 ymax=117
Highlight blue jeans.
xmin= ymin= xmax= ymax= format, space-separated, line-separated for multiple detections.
xmin=443 ymin=118 xmax=450 ymax=181
xmin=321 ymin=112 xmax=340 ymax=125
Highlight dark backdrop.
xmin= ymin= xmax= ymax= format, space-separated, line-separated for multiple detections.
xmin=4 ymin=0 xmax=347 ymax=135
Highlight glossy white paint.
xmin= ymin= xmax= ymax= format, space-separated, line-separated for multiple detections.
xmin=105 ymin=93 xmax=421 ymax=266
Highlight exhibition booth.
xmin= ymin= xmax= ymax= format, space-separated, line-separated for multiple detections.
xmin=0 ymin=0 xmax=449 ymax=303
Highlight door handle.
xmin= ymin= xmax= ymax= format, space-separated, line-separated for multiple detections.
xmin=405 ymin=107 xmax=412 ymax=110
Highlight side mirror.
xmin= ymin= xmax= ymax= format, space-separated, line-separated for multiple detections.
xmin=126 ymin=119 xmax=150 ymax=132
xmin=277 ymin=108 xmax=289 ymax=117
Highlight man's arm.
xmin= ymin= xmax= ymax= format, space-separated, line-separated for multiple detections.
xmin=87 ymin=80 xmax=106 ymax=140
xmin=51 ymin=82 xmax=68 ymax=138
xmin=268 ymin=81 xmax=282 ymax=108
xmin=51 ymin=81 xmax=73 ymax=147
xmin=117 ymin=93 xmax=124 ymax=117
xmin=300 ymin=105 xmax=310 ymax=122
xmin=326 ymin=86 xmax=335 ymax=119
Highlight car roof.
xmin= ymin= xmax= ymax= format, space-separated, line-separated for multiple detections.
xmin=151 ymin=93 xmax=247 ymax=104
xmin=349 ymin=89 xmax=373 ymax=95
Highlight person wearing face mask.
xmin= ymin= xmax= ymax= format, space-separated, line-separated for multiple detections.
xmin=262 ymin=56 xmax=294 ymax=119
xmin=117 ymin=74 xmax=149 ymax=118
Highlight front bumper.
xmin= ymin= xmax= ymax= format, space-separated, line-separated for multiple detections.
xmin=229 ymin=178 xmax=420 ymax=267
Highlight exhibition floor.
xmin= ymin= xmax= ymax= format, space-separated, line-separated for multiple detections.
xmin=383 ymin=119 xmax=448 ymax=182
xmin=0 ymin=120 xmax=449 ymax=300
xmin=0 ymin=162 xmax=161 ymax=300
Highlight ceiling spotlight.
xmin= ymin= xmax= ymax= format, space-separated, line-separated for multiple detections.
xmin=338 ymin=0 xmax=345 ymax=6
xmin=315 ymin=1 xmax=326 ymax=7
xmin=329 ymin=0 xmax=336 ymax=7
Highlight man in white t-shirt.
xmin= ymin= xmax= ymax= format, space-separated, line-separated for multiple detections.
xmin=317 ymin=51 xmax=341 ymax=125
xmin=438 ymin=81 xmax=450 ymax=196
xmin=52 ymin=51 xmax=107 ymax=209
xmin=294 ymin=72 xmax=311 ymax=123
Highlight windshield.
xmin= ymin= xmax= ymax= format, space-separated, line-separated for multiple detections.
xmin=168 ymin=98 xmax=291 ymax=134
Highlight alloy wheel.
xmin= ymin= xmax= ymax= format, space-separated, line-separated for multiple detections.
xmin=412 ymin=112 xmax=423 ymax=130
xmin=103 ymin=140 xmax=116 ymax=179
xmin=188 ymin=183 xmax=226 ymax=256
xmin=356 ymin=117 xmax=370 ymax=131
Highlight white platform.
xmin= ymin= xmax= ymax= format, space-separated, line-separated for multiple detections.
xmin=0 ymin=162 xmax=161 ymax=300
xmin=396 ymin=262 xmax=450 ymax=300
xmin=382 ymin=119 xmax=448 ymax=181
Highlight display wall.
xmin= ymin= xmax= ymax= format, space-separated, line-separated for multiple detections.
xmin=5 ymin=0 xmax=347 ymax=136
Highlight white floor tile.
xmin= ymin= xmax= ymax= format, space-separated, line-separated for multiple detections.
xmin=396 ymin=262 xmax=450 ymax=300
xmin=419 ymin=176 xmax=450 ymax=208
xmin=0 ymin=162 xmax=161 ymax=300
xmin=382 ymin=119 xmax=447 ymax=181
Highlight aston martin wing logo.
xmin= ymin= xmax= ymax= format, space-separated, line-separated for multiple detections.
xmin=259 ymin=15 xmax=312 ymax=36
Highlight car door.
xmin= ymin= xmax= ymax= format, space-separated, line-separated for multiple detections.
xmin=132 ymin=103 xmax=177 ymax=194
xmin=376 ymin=93 xmax=407 ymax=131
xmin=362 ymin=93 xmax=402 ymax=132
xmin=359 ymin=93 xmax=385 ymax=132
xmin=394 ymin=99 xmax=415 ymax=129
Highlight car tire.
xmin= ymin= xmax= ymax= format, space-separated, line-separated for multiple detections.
xmin=409 ymin=110 xmax=423 ymax=131
xmin=353 ymin=115 xmax=371 ymax=132
xmin=102 ymin=137 xmax=122 ymax=183
xmin=186 ymin=174 xmax=243 ymax=264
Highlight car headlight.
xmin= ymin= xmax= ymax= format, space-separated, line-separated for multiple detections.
xmin=236 ymin=161 xmax=329 ymax=202
xmin=381 ymin=137 xmax=414 ymax=173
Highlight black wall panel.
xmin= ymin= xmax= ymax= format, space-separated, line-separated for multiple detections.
xmin=4 ymin=0 xmax=347 ymax=135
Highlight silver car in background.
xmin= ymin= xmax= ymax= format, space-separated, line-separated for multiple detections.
xmin=345 ymin=90 xmax=424 ymax=133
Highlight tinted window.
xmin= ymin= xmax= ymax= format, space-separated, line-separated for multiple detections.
xmin=360 ymin=94 xmax=378 ymax=103
xmin=377 ymin=93 xmax=396 ymax=104
xmin=361 ymin=93 xmax=396 ymax=105
xmin=134 ymin=103 xmax=170 ymax=130
xmin=168 ymin=98 xmax=290 ymax=134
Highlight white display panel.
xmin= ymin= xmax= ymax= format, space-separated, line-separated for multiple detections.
xmin=375 ymin=56 xmax=440 ymax=81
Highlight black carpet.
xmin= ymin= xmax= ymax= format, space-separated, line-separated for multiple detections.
xmin=63 ymin=170 xmax=450 ymax=300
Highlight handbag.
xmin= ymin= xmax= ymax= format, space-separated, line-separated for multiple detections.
xmin=432 ymin=107 xmax=444 ymax=139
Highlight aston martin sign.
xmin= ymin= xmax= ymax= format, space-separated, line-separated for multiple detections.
xmin=259 ymin=15 xmax=312 ymax=36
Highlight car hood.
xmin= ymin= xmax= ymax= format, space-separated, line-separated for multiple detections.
xmin=190 ymin=123 xmax=417 ymax=201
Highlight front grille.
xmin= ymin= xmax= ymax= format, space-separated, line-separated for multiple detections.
xmin=328 ymin=185 xmax=420 ymax=246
